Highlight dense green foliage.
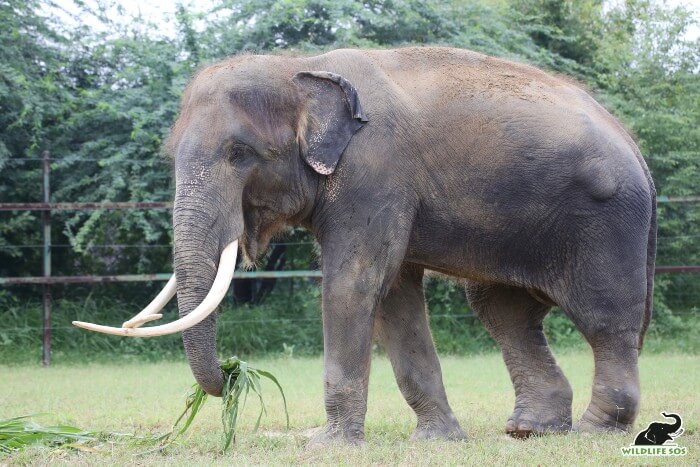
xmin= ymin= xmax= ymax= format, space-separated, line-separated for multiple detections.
xmin=1 ymin=279 xmax=698 ymax=363
xmin=0 ymin=0 xmax=698 ymax=360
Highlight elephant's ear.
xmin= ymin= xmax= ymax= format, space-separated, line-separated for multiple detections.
xmin=293 ymin=71 xmax=368 ymax=175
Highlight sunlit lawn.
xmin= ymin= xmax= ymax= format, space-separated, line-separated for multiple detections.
xmin=2 ymin=352 xmax=698 ymax=465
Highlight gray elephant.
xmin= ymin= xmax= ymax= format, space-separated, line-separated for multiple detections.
xmin=75 ymin=47 xmax=656 ymax=445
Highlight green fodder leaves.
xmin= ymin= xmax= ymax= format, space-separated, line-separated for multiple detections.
xmin=0 ymin=415 xmax=96 ymax=455
xmin=167 ymin=356 xmax=289 ymax=453
xmin=0 ymin=415 xmax=153 ymax=455
xmin=1 ymin=359 xmax=288 ymax=456
xmin=170 ymin=383 xmax=209 ymax=441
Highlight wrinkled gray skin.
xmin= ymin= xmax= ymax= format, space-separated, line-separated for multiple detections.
xmin=166 ymin=47 xmax=656 ymax=445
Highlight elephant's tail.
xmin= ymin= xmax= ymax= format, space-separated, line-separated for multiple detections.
xmin=638 ymin=157 xmax=657 ymax=354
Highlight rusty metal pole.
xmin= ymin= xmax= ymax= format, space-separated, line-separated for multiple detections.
xmin=41 ymin=150 xmax=52 ymax=366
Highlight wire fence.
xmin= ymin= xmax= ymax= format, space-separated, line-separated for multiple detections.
xmin=0 ymin=315 xmax=481 ymax=332
xmin=2 ymin=152 xmax=699 ymax=364
xmin=3 ymin=157 xmax=173 ymax=163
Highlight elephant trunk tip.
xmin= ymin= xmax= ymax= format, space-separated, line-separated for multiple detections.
xmin=200 ymin=376 xmax=224 ymax=397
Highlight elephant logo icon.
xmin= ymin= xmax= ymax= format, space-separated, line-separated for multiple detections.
xmin=634 ymin=412 xmax=684 ymax=446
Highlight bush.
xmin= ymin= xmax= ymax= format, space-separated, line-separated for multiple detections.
xmin=1 ymin=277 xmax=697 ymax=365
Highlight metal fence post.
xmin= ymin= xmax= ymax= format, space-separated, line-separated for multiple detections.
xmin=41 ymin=150 xmax=52 ymax=366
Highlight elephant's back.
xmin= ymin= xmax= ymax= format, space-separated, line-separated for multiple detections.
xmin=346 ymin=47 xmax=583 ymax=109
xmin=305 ymin=47 xmax=649 ymax=210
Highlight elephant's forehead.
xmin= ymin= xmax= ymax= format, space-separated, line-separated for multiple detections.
xmin=188 ymin=56 xmax=292 ymax=100
xmin=184 ymin=71 xmax=233 ymax=106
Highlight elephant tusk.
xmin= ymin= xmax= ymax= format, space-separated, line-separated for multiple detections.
xmin=73 ymin=241 xmax=238 ymax=337
xmin=121 ymin=274 xmax=177 ymax=328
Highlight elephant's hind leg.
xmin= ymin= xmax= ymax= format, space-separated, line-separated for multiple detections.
xmin=375 ymin=264 xmax=466 ymax=440
xmin=465 ymin=282 xmax=573 ymax=438
xmin=561 ymin=281 xmax=644 ymax=432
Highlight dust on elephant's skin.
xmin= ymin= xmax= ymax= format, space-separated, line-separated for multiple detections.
xmin=161 ymin=47 xmax=657 ymax=445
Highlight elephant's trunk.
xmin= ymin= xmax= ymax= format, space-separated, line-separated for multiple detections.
xmin=662 ymin=412 xmax=682 ymax=432
xmin=173 ymin=165 xmax=243 ymax=396
xmin=73 ymin=137 xmax=244 ymax=391
xmin=174 ymin=202 xmax=223 ymax=395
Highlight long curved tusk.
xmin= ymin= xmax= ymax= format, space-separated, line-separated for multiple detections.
xmin=73 ymin=241 xmax=238 ymax=337
xmin=122 ymin=275 xmax=177 ymax=328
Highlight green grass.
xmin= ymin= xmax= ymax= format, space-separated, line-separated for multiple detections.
xmin=1 ymin=352 xmax=698 ymax=465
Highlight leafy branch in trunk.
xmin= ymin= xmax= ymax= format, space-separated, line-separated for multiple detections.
xmin=166 ymin=356 xmax=289 ymax=453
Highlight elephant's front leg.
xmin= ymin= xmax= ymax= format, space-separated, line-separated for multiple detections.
xmin=309 ymin=230 xmax=407 ymax=447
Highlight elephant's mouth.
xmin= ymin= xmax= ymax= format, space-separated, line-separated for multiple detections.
xmin=239 ymin=234 xmax=258 ymax=269
xmin=240 ymin=218 xmax=286 ymax=268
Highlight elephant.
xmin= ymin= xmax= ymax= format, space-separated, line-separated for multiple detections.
xmin=634 ymin=413 xmax=683 ymax=445
xmin=74 ymin=47 xmax=657 ymax=445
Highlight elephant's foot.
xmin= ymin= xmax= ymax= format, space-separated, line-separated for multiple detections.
xmin=573 ymin=405 xmax=634 ymax=433
xmin=506 ymin=413 xmax=571 ymax=438
xmin=573 ymin=383 xmax=638 ymax=433
xmin=412 ymin=414 xmax=467 ymax=441
xmin=573 ymin=417 xmax=631 ymax=433
xmin=305 ymin=424 xmax=366 ymax=449
xmin=506 ymin=389 xmax=572 ymax=438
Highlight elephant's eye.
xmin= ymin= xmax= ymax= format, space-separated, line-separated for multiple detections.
xmin=227 ymin=142 xmax=253 ymax=163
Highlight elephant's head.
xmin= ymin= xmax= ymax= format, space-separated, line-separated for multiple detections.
xmin=73 ymin=58 xmax=367 ymax=396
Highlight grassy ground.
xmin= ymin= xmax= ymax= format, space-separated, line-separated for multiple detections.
xmin=1 ymin=352 xmax=698 ymax=465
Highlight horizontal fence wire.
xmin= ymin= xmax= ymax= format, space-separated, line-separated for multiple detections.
xmin=0 ymin=154 xmax=681 ymax=162
xmin=0 ymin=316 xmax=478 ymax=332
xmin=0 ymin=270 xmax=323 ymax=285
xmin=1 ymin=198 xmax=698 ymax=211
xmin=1 ymin=236 xmax=698 ymax=249
xmin=3 ymin=158 xmax=171 ymax=163
xmin=0 ymin=202 xmax=172 ymax=211
xmin=5 ymin=307 xmax=700 ymax=333
xmin=1 ymin=267 xmax=697 ymax=285
xmin=0 ymin=241 xmax=316 ymax=249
